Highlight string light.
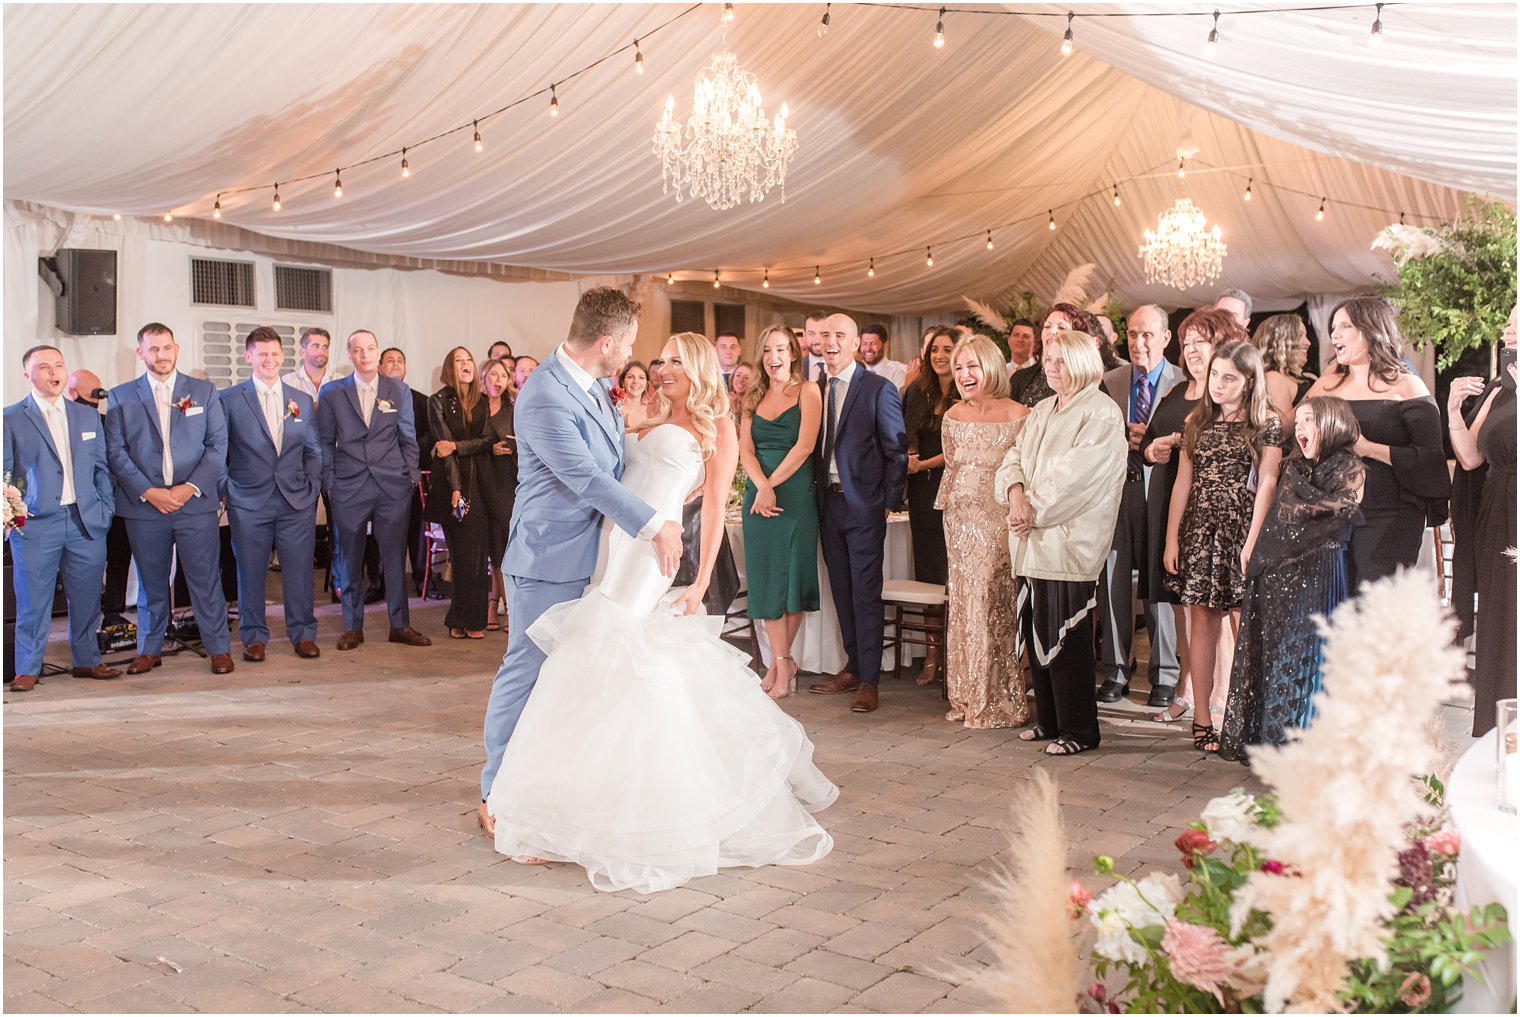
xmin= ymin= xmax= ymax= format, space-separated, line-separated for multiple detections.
xmin=112 ymin=213 xmax=122 ymax=221
xmin=1112 ymin=183 xmax=1121 ymax=207
xmin=1060 ymin=11 xmax=1074 ymax=56
xmin=473 ymin=120 xmax=483 ymax=151
xmin=1243 ymin=177 xmax=1253 ymax=201
xmin=1370 ymin=2 xmax=1384 ymax=46
xmin=549 ymin=84 xmax=559 ymax=117
xmin=925 ymin=246 xmax=934 ymax=267
xmin=1205 ymin=10 xmax=1220 ymax=58
xmin=634 ymin=38 xmax=644 ymax=74
xmin=814 ymin=265 xmax=823 ymax=285
xmin=1316 ymin=197 xmax=1326 ymax=221
xmin=401 ymin=148 xmax=411 ymax=177
xmin=162 ymin=211 xmax=174 ymax=223
xmin=818 ymin=3 xmax=831 ymax=36
xmin=333 ymin=170 xmax=343 ymax=199
xmin=713 ymin=268 xmax=721 ymax=288
xmin=867 ymin=257 xmax=875 ymax=277
xmin=212 ymin=196 xmax=222 ymax=220
xmin=933 ymin=7 xmax=945 ymax=47
xmin=762 ymin=269 xmax=770 ymax=288
xmin=1048 ymin=209 xmax=1056 ymax=230
xmin=667 ymin=271 xmax=675 ymax=284
xmin=985 ymin=229 xmax=995 ymax=250
xmin=272 ymin=184 xmax=282 ymax=212
xmin=1177 ymin=157 xmax=1186 ymax=179
xmin=722 ymin=2 xmax=734 ymax=24
xmin=1399 ymin=210 xmax=1406 ymax=225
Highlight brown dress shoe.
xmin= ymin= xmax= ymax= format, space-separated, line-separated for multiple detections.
xmin=242 ymin=643 xmax=266 ymax=662
xmin=336 ymin=630 xmax=364 ymax=651
xmin=126 ymin=655 xmax=162 ymax=675
xmin=477 ymin=802 xmax=495 ymax=838
xmin=210 ymin=654 xmax=235 ymax=675
xmin=851 ymin=683 xmax=879 ymax=713
xmin=388 ymin=626 xmax=432 ymax=647
xmin=294 ymin=640 xmax=321 ymax=659
xmin=10 ymin=675 xmax=38 ymax=692
xmin=72 ymin=664 xmax=122 ymax=680
xmin=809 ymin=671 xmax=862 ymax=695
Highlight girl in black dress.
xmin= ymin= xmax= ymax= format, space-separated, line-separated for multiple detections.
xmin=1301 ymin=296 xmax=1449 ymax=587
xmin=428 ymin=347 xmax=492 ymax=639
xmin=903 ymin=326 xmax=957 ymax=685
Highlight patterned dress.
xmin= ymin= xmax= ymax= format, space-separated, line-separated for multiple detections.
xmin=1168 ymin=416 xmax=1281 ymax=610
xmin=937 ymin=415 xmax=1029 ymax=728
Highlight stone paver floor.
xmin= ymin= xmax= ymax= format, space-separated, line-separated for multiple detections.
xmin=4 ymin=593 xmax=1474 ymax=1013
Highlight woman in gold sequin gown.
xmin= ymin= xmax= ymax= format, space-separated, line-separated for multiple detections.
xmin=937 ymin=336 xmax=1031 ymax=728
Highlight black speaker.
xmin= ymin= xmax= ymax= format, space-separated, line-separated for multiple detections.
xmin=53 ymin=248 xmax=117 ymax=335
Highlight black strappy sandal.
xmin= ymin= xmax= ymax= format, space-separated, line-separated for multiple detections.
xmin=1044 ymin=737 xmax=1092 ymax=756
xmin=1192 ymin=723 xmax=1220 ymax=753
xmin=1019 ymin=725 xmax=1053 ymax=742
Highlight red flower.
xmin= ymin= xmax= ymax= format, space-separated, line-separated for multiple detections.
xmin=285 ymin=400 xmax=301 ymax=421
xmin=1175 ymin=828 xmax=1218 ymax=870
xmin=609 ymin=384 xmax=628 ymax=409
xmin=1069 ymin=880 xmax=1094 ymax=918
xmin=174 ymin=396 xmax=194 ymax=414
xmin=1260 ymin=859 xmax=1285 ymax=875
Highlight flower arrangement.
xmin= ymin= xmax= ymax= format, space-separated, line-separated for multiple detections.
xmin=978 ymin=570 xmax=1511 ymax=1014
xmin=285 ymin=399 xmax=300 ymax=420
xmin=174 ymin=395 xmax=194 ymax=413
xmin=609 ymin=384 xmax=628 ymax=410
xmin=727 ymin=460 xmax=746 ymax=516
xmin=3 ymin=474 xmax=27 ymax=534
xmin=376 ymin=398 xmax=394 ymax=413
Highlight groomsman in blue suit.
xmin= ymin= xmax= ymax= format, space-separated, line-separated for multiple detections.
xmin=316 ymin=329 xmax=432 ymax=651
xmin=223 ymin=326 xmax=323 ymax=662
xmin=104 ymin=323 xmax=235 ymax=675
xmin=3 ymin=346 xmax=122 ymax=690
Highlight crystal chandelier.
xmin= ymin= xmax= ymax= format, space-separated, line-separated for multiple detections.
xmin=652 ymin=50 xmax=798 ymax=211
xmin=1139 ymin=198 xmax=1228 ymax=288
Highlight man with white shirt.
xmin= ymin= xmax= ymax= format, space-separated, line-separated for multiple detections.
xmin=1004 ymin=318 xmax=1038 ymax=375
xmin=3 ymin=346 xmax=121 ymax=690
xmin=801 ymin=310 xmax=830 ymax=383
xmin=282 ymin=327 xmax=343 ymax=403
xmin=104 ymin=323 xmax=234 ymax=675
xmin=316 ymin=329 xmax=431 ymax=651
xmin=858 ymin=323 xmax=908 ymax=390
xmin=222 ymin=327 xmax=322 ymax=662
xmin=715 ymin=331 xmax=743 ymax=387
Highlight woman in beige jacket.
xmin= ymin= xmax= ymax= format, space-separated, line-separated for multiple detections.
xmin=995 ymin=331 xmax=1127 ymax=755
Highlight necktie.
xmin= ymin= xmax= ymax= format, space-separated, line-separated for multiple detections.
xmin=264 ymin=388 xmax=283 ymax=448
xmin=46 ymin=402 xmax=75 ymax=505
xmin=360 ymin=382 xmax=374 ymax=426
xmin=156 ymin=381 xmax=174 ymax=486
xmin=589 ymin=385 xmax=608 ymax=425
xmin=1130 ymin=374 xmax=1153 ymax=473
xmin=823 ymin=377 xmax=840 ymax=478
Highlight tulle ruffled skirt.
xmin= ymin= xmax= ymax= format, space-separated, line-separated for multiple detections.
xmin=486 ymin=586 xmax=837 ymax=894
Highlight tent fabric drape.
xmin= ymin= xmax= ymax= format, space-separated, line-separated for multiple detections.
xmin=3 ymin=3 xmax=1513 ymax=314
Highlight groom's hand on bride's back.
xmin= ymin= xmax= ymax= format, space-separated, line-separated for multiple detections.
xmin=653 ymin=520 xmax=685 ymax=577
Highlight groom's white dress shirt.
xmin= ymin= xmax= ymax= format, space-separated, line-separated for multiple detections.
xmin=556 ymin=344 xmax=661 ymax=540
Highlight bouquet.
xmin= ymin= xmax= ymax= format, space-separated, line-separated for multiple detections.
xmin=3 ymin=474 xmax=26 ymax=534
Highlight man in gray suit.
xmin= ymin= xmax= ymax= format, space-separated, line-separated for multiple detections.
xmin=1096 ymin=305 xmax=1185 ymax=706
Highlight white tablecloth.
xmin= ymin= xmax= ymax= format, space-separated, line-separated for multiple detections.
xmin=1448 ymin=729 xmax=1518 ymax=1014
xmin=726 ymin=512 xmax=918 ymax=675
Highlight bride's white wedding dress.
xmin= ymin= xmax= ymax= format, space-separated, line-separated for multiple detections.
xmin=487 ymin=423 xmax=837 ymax=893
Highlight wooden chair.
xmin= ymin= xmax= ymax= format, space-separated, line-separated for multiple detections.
xmin=882 ymin=579 xmax=948 ymax=698
xmin=417 ymin=471 xmax=451 ymax=600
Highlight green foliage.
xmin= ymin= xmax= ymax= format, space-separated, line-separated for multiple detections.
xmin=1378 ymin=197 xmax=1517 ymax=370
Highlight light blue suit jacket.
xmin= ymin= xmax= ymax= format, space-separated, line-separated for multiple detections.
xmin=104 ymin=373 xmax=227 ymax=519
xmin=3 ymin=395 xmax=115 ymax=539
xmin=221 ymin=380 xmax=321 ymax=512
xmin=503 ymin=352 xmax=657 ymax=584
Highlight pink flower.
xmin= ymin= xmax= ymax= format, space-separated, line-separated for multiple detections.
xmin=1398 ymin=972 xmax=1431 ymax=1007
xmin=1175 ymin=828 xmax=1219 ymax=870
xmin=1162 ymin=919 xmax=1240 ymax=1006
xmin=1086 ymin=982 xmax=1107 ymax=1003
xmin=1260 ymin=859 xmax=1285 ymax=875
xmin=1069 ymin=880 xmax=1094 ymax=918
xmin=1424 ymin=828 xmax=1461 ymax=856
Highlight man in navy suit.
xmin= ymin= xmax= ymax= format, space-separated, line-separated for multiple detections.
xmin=3 ymin=346 xmax=121 ymax=690
xmin=317 ymin=329 xmax=431 ymax=651
xmin=808 ymin=313 xmax=908 ymax=714
xmin=223 ymin=326 xmax=323 ymax=662
xmin=104 ymin=323 xmax=235 ymax=675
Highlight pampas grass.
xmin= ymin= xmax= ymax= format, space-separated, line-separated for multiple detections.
xmin=1231 ymin=569 xmax=1468 ymax=1013
xmin=963 ymin=296 xmax=1009 ymax=335
xmin=973 ymin=769 xmax=1081 ymax=1014
xmin=1052 ymin=263 xmax=1100 ymax=309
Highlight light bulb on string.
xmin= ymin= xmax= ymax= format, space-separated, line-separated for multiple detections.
xmin=666 ymin=271 xmax=675 ymax=285
xmin=1370 ymin=3 xmax=1384 ymax=47
xmin=818 ymin=3 xmax=830 ymax=37
xmin=1177 ymin=157 xmax=1186 ymax=179
xmin=333 ymin=170 xmax=343 ymax=199
xmin=163 ymin=211 xmax=174 ymax=223
xmin=1205 ymin=10 xmax=1220 ymax=59
xmin=1316 ymin=197 xmax=1326 ymax=221
xmin=549 ymin=85 xmax=559 ymax=117
xmin=986 ymin=229 xmax=995 ymax=250
xmin=867 ymin=257 xmax=875 ymax=278
xmin=1112 ymin=184 xmax=1121 ymax=207
xmin=401 ymin=148 xmax=411 ymax=178
xmin=1243 ymin=177 xmax=1253 ymax=202
xmin=814 ymin=266 xmax=822 ymax=285
xmin=1048 ymin=209 xmax=1056 ymax=231
xmin=634 ymin=39 xmax=644 ymax=74
xmin=212 ymin=196 xmax=222 ymax=220
xmin=925 ymin=246 xmax=934 ymax=268
xmin=722 ymin=2 xmax=734 ymax=24
xmin=1060 ymin=11 xmax=1074 ymax=56
xmin=713 ymin=269 xmax=720 ymax=288
xmin=474 ymin=121 xmax=483 ymax=151
xmin=1399 ymin=210 xmax=1406 ymax=225
xmin=933 ymin=7 xmax=945 ymax=48
xmin=272 ymin=184 xmax=282 ymax=212
xmin=762 ymin=269 xmax=770 ymax=289
xmin=112 ymin=213 xmax=122 ymax=221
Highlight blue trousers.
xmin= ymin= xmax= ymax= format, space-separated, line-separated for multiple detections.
xmin=818 ymin=488 xmax=887 ymax=684
xmin=8 ymin=507 xmax=107 ymax=674
xmin=228 ymin=497 xmax=317 ymax=647
xmin=330 ymin=478 xmax=409 ymax=632
xmin=480 ymin=573 xmax=586 ymax=800
xmin=124 ymin=510 xmax=231 ymax=656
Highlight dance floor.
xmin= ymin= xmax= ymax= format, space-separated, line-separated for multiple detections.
xmin=3 ymin=590 xmax=1474 ymax=1013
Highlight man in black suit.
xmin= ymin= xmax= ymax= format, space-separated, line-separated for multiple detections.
xmin=807 ymin=313 xmax=908 ymax=714
xmin=801 ymin=311 xmax=829 ymax=383
xmin=379 ymin=347 xmax=435 ymax=595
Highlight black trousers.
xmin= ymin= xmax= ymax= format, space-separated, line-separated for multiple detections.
xmin=101 ymin=514 xmax=132 ymax=618
xmin=1024 ymin=597 xmax=1101 ymax=748
xmin=442 ymin=504 xmax=491 ymax=631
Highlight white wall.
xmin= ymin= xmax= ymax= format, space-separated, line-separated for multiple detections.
xmin=3 ymin=201 xmax=581 ymax=401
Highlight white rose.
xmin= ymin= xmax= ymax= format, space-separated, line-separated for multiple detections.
xmin=1200 ymin=789 xmax=1261 ymax=845
xmin=1088 ymin=872 xmax=1183 ymax=964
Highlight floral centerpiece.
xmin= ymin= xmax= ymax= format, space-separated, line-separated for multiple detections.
xmin=978 ymin=570 xmax=1512 ymax=1014
xmin=3 ymin=474 xmax=26 ymax=534
xmin=727 ymin=460 xmax=746 ymax=518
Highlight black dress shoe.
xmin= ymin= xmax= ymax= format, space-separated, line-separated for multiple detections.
xmin=1146 ymin=685 xmax=1176 ymax=708
xmin=364 ymin=585 xmax=385 ymax=605
xmin=1096 ymin=679 xmax=1129 ymax=703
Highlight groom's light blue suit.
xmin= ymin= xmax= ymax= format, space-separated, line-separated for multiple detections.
xmin=480 ymin=350 xmax=658 ymax=799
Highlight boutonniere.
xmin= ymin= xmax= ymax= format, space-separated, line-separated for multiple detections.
xmin=174 ymin=396 xmax=195 ymax=414
xmin=609 ymin=385 xmax=628 ymax=410
xmin=284 ymin=400 xmax=300 ymax=421
xmin=376 ymin=399 xmax=395 ymax=413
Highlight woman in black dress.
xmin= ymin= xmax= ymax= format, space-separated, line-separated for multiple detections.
xmin=477 ymin=358 xmax=517 ymax=633
xmin=1140 ymin=308 xmax=1248 ymax=723
xmin=903 ymin=326 xmax=957 ymax=684
xmin=1302 ymin=297 xmax=1449 ymax=587
xmin=428 ymin=347 xmax=492 ymax=639
xmin=1448 ymin=304 xmax=1517 ymax=736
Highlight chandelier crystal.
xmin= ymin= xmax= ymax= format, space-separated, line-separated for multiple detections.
xmin=652 ymin=50 xmax=798 ymax=211
xmin=1139 ymin=198 xmax=1228 ymax=289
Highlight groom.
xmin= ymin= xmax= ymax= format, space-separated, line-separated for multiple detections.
xmin=479 ymin=288 xmax=685 ymax=835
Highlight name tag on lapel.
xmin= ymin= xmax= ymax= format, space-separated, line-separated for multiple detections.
xmin=287 ymin=418 xmax=303 ymax=425
xmin=379 ymin=407 xmax=397 ymax=414
xmin=82 ymin=431 xmax=97 ymax=440
xmin=186 ymin=406 xmax=205 ymax=417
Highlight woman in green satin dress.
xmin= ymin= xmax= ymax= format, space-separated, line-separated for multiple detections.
xmin=739 ymin=324 xmax=824 ymax=698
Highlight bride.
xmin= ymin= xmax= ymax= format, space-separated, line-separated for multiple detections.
xmin=486 ymin=331 xmax=838 ymax=894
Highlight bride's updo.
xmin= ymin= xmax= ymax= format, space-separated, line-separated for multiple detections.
xmin=639 ymin=331 xmax=730 ymax=459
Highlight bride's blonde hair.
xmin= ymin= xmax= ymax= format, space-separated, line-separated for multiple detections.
xmin=637 ymin=331 xmax=729 ymax=458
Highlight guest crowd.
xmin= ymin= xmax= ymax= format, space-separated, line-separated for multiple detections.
xmin=5 ymin=293 xmax=1513 ymax=756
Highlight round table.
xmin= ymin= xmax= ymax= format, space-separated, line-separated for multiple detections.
xmin=1447 ymin=729 xmax=1518 ymax=1014
xmin=725 ymin=512 xmax=919 ymax=675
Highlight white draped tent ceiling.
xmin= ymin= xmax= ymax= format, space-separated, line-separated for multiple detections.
xmin=4 ymin=2 xmax=1515 ymax=315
